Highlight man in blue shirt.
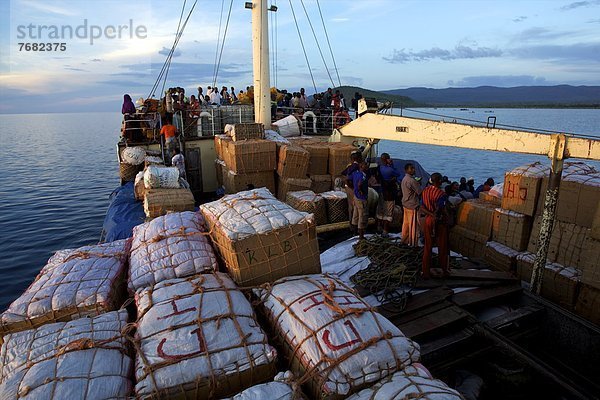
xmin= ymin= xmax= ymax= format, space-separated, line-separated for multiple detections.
xmin=341 ymin=150 xmax=363 ymax=233
xmin=376 ymin=153 xmax=401 ymax=236
xmin=351 ymin=161 xmax=369 ymax=240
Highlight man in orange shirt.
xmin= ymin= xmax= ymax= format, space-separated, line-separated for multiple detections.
xmin=160 ymin=118 xmax=178 ymax=160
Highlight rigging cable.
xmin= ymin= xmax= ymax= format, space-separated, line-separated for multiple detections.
xmin=160 ymin=0 xmax=188 ymax=98
xmin=213 ymin=0 xmax=234 ymax=88
xmin=147 ymin=0 xmax=188 ymax=99
xmin=316 ymin=0 xmax=342 ymax=87
xmin=299 ymin=0 xmax=335 ymax=88
xmin=212 ymin=0 xmax=226 ymax=88
xmin=288 ymin=0 xmax=318 ymax=94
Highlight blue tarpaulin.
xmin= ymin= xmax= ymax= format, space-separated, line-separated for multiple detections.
xmin=102 ymin=182 xmax=146 ymax=242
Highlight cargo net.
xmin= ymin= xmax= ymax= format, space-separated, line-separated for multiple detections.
xmin=0 ymin=310 xmax=133 ymax=399
xmin=199 ymin=188 xmax=321 ymax=286
xmin=143 ymin=188 xmax=195 ymax=218
xmin=120 ymin=161 xmax=143 ymax=182
xmin=286 ymin=190 xmax=328 ymax=226
xmin=131 ymin=272 xmax=277 ymax=399
xmin=257 ymin=274 xmax=420 ymax=398
xmin=346 ymin=364 xmax=464 ymax=400
xmin=128 ymin=211 xmax=218 ymax=293
xmin=225 ymin=123 xmax=265 ymax=141
xmin=0 ymin=240 xmax=129 ymax=336
xmin=321 ymin=190 xmax=349 ymax=223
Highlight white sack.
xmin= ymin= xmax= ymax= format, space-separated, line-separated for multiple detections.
xmin=122 ymin=146 xmax=146 ymax=165
xmin=223 ymin=371 xmax=298 ymax=400
xmin=0 ymin=310 xmax=133 ymax=399
xmin=144 ymin=165 xmax=180 ymax=189
xmin=273 ymin=115 xmax=301 ymax=137
xmin=257 ymin=274 xmax=420 ymax=398
xmin=199 ymin=188 xmax=312 ymax=241
xmin=134 ymin=273 xmax=277 ymax=399
xmin=264 ymin=129 xmax=290 ymax=144
xmin=0 ymin=240 xmax=129 ymax=335
xmin=144 ymin=155 xmax=163 ymax=165
xmin=128 ymin=211 xmax=218 ymax=292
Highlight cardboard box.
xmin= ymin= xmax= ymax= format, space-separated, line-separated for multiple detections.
xmin=455 ymin=199 xmax=497 ymax=239
xmin=302 ymin=144 xmax=329 ymax=175
xmin=491 ymin=208 xmax=532 ymax=251
xmin=310 ymin=174 xmax=332 ymax=193
xmin=277 ymin=145 xmax=310 ymax=179
xmin=215 ymin=159 xmax=225 ymax=187
xmin=528 ymin=216 xmax=590 ymax=269
xmin=579 ymin=236 xmax=600 ymax=288
xmin=479 ymin=191 xmax=502 ymax=206
xmin=575 ymin=282 xmax=600 ymax=326
xmin=328 ymin=144 xmax=355 ymax=176
xmin=224 ymin=139 xmax=276 ymax=174
xmin=230 ymin=123 xmax=264 ymax=141
xmin=484 ymin=241 xmax=519 ymax=273
xmin=502 ymin=162 xmax=548 ymax=216
xmin=277 ymin=175 xmax=312 ymax=201
xmin=200 ymin=188 xmax=321 ymax=286
xmin=449 ymin=225 xmax=488 ymax=260
xmin=214 ymin=134 xmax=230 ymax=160
xmin=223 ymin=167 xmax=275 ymax=194
xmin=285 ymin=190 xmax=328 ymax=226
xmin=144 ymin=188 xmax=195 ymax=219
xmin=592 ymin=206 xmax=600 ymax=240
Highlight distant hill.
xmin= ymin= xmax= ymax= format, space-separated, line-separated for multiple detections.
xmin=381 ymin=85 xmax=600 ymax=107
xmin=335 ymin=86 xmax=421 ymax=107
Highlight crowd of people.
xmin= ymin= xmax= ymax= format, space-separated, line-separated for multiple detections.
xmin=340 ymin=150 xmax=495 ymax=280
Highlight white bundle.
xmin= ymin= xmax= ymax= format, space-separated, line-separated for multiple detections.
xmin=347 ymin=363 xmax=464 ymax=400
xmin=257 ymin=274 xmax=420 ymax=398
xmin=273 ymin=115 xmax=301 ymax=137
xmin=199 ymin=188 xmax=311 ymax=241
xmin=564 ymin=171 xmax=600 ymax=186
xmin=264 ymin=129 xmax=290 ymax=144
xmin=562 ymin=161 xmax=598 ymax=177
xmin=144 ymin=165 xmax=180 ymax=189
xmin=224 ymin=123 xmax=235 ymax=135
xmin=128 ymin=211 xmax=218 ymax=292
xmin=134 ymin=171 xmax=145 ymax=200
xmin=485 ymin=241 xmax=520 ymax=258
xmin=0 ymin=310 xmax=133 ymax=399
xmin=144 ymin=155 xmax=163 ymax=165
xmin=0 ymin=240 xmax=129 ymax=335
xmin=134 ymin=273 xmax=277 ymax=399
xmin=488 ymin=182 xmax=503 ymax=197
xmin=507 ymin=161 xmax=549 ymax=178
xmin=321 ymin=190 xmax=347 ymax=201
xmin=122 ymin=146 xmax=146 ymax=165
xmin=223 ymin=371 xmax=298 ymax=400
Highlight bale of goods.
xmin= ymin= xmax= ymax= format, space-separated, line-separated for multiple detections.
xmin=516 ymin=252 xmax=580 ymax=310
xmin=256 ymin=274 xmax=420 ymax=398
xmin=277 ymin=176 xmax=312 ymax=201
xmin=0 ymin=310 xmax=133 ymax=399
xmin=120 ymin=161 xmax=143 ymax=182
xmin=310 ymin=174 xmax=332 ymax=193
xmin=0 ymin=240 xmax=129 ymax=336
xmin=578 ymin=236 xmax=600 ymax=287
xmin=321 ymin=190 xmax=349 ymax=223
xmin=502 ymin=162 xmax=549 ymax=216
xmin=491 ymin=208 xmax=532 ymax=251
xmin=133 ymin=273 xmax=277 ymax=399
xmin=227 ymin=122 xmax=265 ymax=141
xmin=527 ymin=216 xmax=589 ymax=269
xmin=328 ymin=144 xmax=356 ymax=177
xmin=575 ymin=282 xmax=600 ymax=325
xmin=134 ymin=171 xmax=145 ymax=200
xmin=216 ymin=158 xmax=226 ymax=187
xmin=223 ymin=371 xmax=298 ymax=400
xmin=449 ymin=225 xmax=488 ymax=260
xmin=143 ymin=188 xmax=195 ymax=219
xmin=143 ymin=165 xmax=180 ymax=189
xmin=277 ymin=145 xmax=310 ymax=179
xmin=223 ymin=167 xmax=276 ymax=194
xmin=224 ymin=139 xmax=277 ymax=174
xmin=199 ymin=188 xmax=321 ymax=286
xmin=214 ymin=134 xmax=231 ymax=160
xmin=455 ymin=199 xmax=497 ymax=238
xmin=128 ymin=211 xmax=218 ymax=292
xmin=302 ymin=144 xmax=329 ymax=175
xmin=286 ymin=190 xmax=328 ymax=226
xmin=144 ymin=155 xmax=163 ymax=166
xmin=346 ymin=363 xmax=463 ymax=400
xmin=121 ymin=146 xmax=146 ymax=165
xmin=265 ymin=129 xmax=291 ymax=145
xmin=272 ymin=115 xmax=301 ymax=137
xmin=479 ymin=191 xmax=502 ymax=206
xmin=484 ymin=241 xmax=520 ymax=273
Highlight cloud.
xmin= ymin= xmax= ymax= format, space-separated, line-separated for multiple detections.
xmin=512 ymin=27 xmax=576 ymax=43
xmin=587 ymin=18 xmax=600 ymax=23
xmin=158 ymin=47 xmax=181 ymax=57
xmin=19 ymin=0 xmax=77 ymax=16
xmin=383 ymin=45 xmax=502 ymax=63
xmin=64 ymin=67 xmax=87 ymax=72
xmin=331 ymin=18 xmax=349 ymax=23
xmin=116 ymin=62 xmax=252 ymax=84
xmin=509 ymin=42 xmax=600 ymax=62
xmin=91 ymin=58 xmax=102 ymax=62
xmin=513 ymin=16 xmax=528 ymax=22
xmin=448 ymin=75 xmax=549 ymax=87
xmin=560 ymin=0 xmax=600 ymax=10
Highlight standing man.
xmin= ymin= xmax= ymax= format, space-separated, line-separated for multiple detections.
xmin=377 ymin=153 xmax=400 ymax=236
xmin=351 ymin=161 xmax=369 ymax=240
xmin=171 ymin=148 xmax=186 ymax=180
xmin=401 ymin=162 xmax=422 ymax=247
xmin=341 ymin=150 xmax=362 ymax=234
xmin=160 ymin=117 xmax=178 ymax=162
xmin=421 ymin=173 xmax=450 ymax=279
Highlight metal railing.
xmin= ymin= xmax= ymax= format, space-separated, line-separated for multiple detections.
xmin=121 ymin=112 xmax=161 ymax=142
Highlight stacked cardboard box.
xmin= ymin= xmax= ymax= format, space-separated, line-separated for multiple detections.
xmin=310 ymin=174 xmax=332 ymax=193
xmin=328 ymin=143 xmax=355 ymax=177
xmin=450 ymin=199 xmax=496 ymax=259
xmin=277 ymin=145 xmax=309 ymax=179
xmin=479 ymin=191 xmax=502 ymax=206
xmin=484 ymin=241 xmax=520 ymax=273
xmin=502 ymin=162 xmax=549 ymax=216
xmin=228 ymin=122 xmax=264 ymax=141
xmin=449 ymin=225 xmax=489 ymax=260
xmin=220 ymin=139 xmax=277 ymax=194
xmin=277 ymin=177 xmax=312 ymax=201
xmin=491 ymin=208 xmax=532 ymax=251
xmin=302 ymin=143 xmax=329 ymax=175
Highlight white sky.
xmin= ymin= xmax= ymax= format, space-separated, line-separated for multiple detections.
xmin=1 ymin=0 xmax=599 ymax=113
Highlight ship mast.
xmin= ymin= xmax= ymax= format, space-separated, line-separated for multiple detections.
xmin=250 ymin=0 xmax=271 ymax=126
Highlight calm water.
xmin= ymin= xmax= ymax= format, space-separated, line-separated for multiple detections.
xmin=0 ymin=109 xmax=599 ymax=311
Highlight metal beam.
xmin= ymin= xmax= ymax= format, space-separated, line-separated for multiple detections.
xmin=337 ymin=113 xmax=600 ymax=160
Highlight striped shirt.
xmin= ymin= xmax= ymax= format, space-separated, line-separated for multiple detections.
xmin=421 ymin=185 xmax=447 ymax=215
